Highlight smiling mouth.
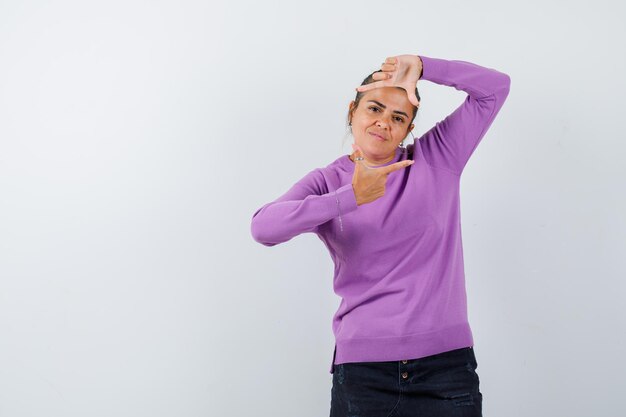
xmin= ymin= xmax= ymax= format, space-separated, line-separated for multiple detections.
xmin=369 ymin=132 xmax=386 ymax=141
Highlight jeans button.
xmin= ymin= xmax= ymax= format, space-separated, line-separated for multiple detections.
xmin=401 ymin=372 xmax=408 ymax=379
xmin=402 ymin=360 xmax=407 ymax=364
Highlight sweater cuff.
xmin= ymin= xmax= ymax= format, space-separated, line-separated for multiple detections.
xmin=334 ymin=183 xmax=358 ymax=215
xmin=417 ymin=55 xmax=448 ymax=84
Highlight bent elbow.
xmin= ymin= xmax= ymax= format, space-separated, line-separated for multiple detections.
xmin=498 ymin=73 xmax=511 ymax=96
xmin=250 ymin=210 xmax=281 ymax=247
xmin=250 ymin=221 xmax=278 ymax=247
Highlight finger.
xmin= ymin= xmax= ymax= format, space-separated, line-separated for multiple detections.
xmin=382 ymin=159 xmax=415 ymax=174
xmin=350 ymin=143 xmax=359 ymax=160
xmin=351 ymin=143 xmax=360 ymax=166
xmin=352 ymin=143 xmax=364 ymax=160
xmin=384 ymin=57 xmax=398 ymax=65
xmin=356 ymin=79 xmax=389 ymax=93
xmin=372 ymin=72 xmax=393 ymax=81
xmin=380 ymin=63 xmax=396 ymax=72
xmin=351 ymin=143 xmax=370 ymax=168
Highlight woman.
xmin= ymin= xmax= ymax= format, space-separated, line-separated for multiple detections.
xmin=251 ymin=54 xmax=511 ymax=417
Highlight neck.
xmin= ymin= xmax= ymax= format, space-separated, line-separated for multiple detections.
xmin=350 ymin=150 xmax=396 ymax=166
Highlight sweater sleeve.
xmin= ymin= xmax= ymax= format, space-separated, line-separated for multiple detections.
xmin=417 ymin=55 xmax=511 ymax=175
xmin=250 ymin=168 xmax=359 ymax=247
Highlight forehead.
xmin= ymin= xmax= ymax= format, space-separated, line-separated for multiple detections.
xmin=362 ymin=87 xmax=413 ymax=112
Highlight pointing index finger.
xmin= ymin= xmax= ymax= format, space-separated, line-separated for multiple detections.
xmin=382 ymin=159 xmax=415 ymax=174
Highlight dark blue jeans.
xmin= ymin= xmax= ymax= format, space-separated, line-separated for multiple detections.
xmin=330 ymin=347 xmax=482 ymax=417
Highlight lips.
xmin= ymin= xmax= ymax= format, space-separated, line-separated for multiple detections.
xmin=369 ymin=132 xmax=386 ymax=141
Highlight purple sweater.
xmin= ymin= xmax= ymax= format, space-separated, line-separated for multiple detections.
xmin=251 ymin=56 xmax=511 ymax=374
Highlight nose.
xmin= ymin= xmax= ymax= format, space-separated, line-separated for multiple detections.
xmin=376 ymin=118 xmax=390 ymax=129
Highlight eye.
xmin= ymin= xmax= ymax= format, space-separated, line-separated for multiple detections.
xmin=369 ymin=106 xmax=404 ymax=123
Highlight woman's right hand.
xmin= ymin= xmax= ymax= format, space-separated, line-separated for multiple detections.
xmin=356 ymin=55 xmax=423 ymax=108
xmin=350 ymin=143 xmax=414 ymax=206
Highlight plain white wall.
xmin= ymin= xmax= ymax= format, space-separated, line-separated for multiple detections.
xmin=1 ymin=0 xmax=624 ymax=416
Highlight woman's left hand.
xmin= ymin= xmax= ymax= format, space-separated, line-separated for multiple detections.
xmin=356 ymin=55 xmax=423 ymax=108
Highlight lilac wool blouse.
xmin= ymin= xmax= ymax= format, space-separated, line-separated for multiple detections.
xmin=251 ymin=55 xmax=511 ymax=373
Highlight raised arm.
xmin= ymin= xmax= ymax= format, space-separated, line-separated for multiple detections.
xmin=417 ymin=55 xmax=511 ymax=175
xmin=250 ymin=169 xmax=358 ymax=246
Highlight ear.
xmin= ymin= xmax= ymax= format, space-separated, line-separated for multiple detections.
xmin=348 ymin=101 xmax=356 ymax=123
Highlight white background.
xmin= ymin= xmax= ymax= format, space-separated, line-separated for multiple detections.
xmin=1 ymin=0 xmax=624 ymax=416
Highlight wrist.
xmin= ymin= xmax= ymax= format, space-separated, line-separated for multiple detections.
xmin=416 ymin=55 xmax=423 ymax=79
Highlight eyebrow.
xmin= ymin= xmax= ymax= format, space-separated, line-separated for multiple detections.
xmin=367 ymin=100 xmax=409 ymax=118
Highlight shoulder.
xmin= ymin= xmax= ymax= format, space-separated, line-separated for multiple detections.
xmin=406 ymin=142 xmax=419 ymax=160
xmin=296 ymin=154 xmax=350 ymax=192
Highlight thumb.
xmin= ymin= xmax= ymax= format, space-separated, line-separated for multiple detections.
xmin=382 ymin=159 xmax=415 ymax=174
xmin=405 ymin=87 xmax=420 ymax=108
xmin=407 ymin=92 xmax=420 ymax=108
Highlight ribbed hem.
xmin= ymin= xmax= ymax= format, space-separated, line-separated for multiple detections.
xmin=330 ymin=322 xmax=473 ymax=373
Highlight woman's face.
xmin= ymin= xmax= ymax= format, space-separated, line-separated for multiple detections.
xmin=349 ymin=87 xmax=415 ymax=164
